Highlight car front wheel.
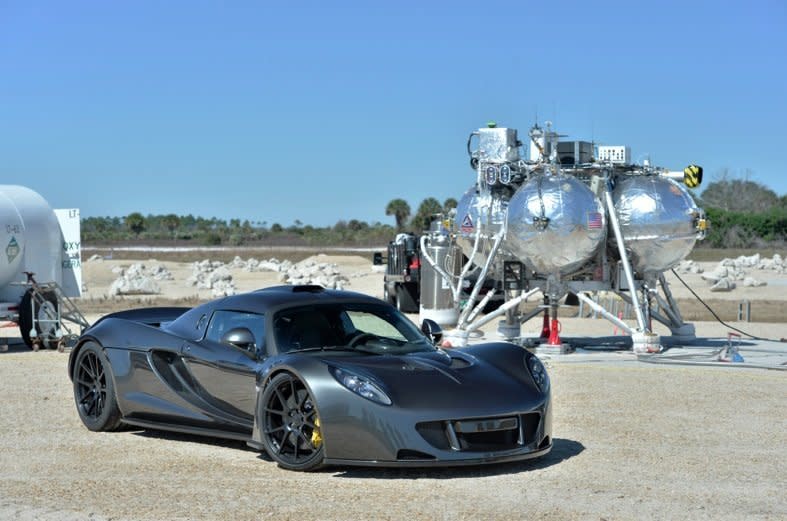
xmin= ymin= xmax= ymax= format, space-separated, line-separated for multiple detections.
xmin=259 ymin=372 xmax=324 ymax=472
xmin=72 ymin=341 xmax=123 ymax=432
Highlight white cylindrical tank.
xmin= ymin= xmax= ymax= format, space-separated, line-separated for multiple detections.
xmin=507 ymin=174 xmax=607 ymax=276
xmin=611 ymin=176 xmax=702 ymax=275
xmin=0 ymin=185 xmax=62 ymax=303
xmin=419 ymin=231 xmax=462 ymax=326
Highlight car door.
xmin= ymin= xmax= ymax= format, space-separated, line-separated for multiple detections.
xmin=179 ymin=310 xmax=265 ymax=428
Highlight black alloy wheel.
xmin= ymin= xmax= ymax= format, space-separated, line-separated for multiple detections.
xmin=73 ymin=342 xmax=122 ymax=432
xmin=260 ymin=373 xmax=324 ymax=471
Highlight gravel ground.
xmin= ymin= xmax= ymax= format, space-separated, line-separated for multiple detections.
xmin=1 ymin=338 xmax=785 ymax=521
xmin=2 ymin=253 xmax=785 ymax=519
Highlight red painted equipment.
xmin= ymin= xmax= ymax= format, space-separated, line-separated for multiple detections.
xmin=547 ymin=318 xmax=562 ymax=346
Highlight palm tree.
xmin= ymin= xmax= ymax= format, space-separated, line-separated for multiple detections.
xmin=385 ymin=199 xmax=411 ymax=231
xmin=125 ymin=212 xmax=146 ymax=237
xmin=443 ymin=197 xmax=458 ymax=212
xmin=162 ymin=214 xmax=180 ymax=238
xmin=411 ymin=197 xmax=443 ymax=232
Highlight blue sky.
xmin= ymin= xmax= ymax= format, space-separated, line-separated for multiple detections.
xmin=1 ymin=1 xmax=785 ymax=227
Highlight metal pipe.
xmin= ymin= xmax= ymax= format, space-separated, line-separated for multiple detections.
xmin=575 ymin=292 xmax=633 ymax=335
xmin=454 ymin=225 xmax=483 ymax=306
xmin=457 ymin=232 xmax=504 ymax=326
xmin=604 ymin=177 xmax=647 ymax=332
xmin=466 ymin=288 xmax=496 ymax=323
xmin=654 ymin=293 xmax=681 ymax=327
xmin=659 ymin=273 xmax=685 ymax=324
xmin=465 ymin=288 xmax=541 ymax=332
xmin=648 ymin=309 xmax=672 ymax=328
xmin=519 ymin=304 xmax=546 ymax=325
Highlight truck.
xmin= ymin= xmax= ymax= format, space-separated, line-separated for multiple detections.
xmin=374 ymin=230 xmax=503 ymax=320
xmin=374 ymin=233 xmax=421 ymax=313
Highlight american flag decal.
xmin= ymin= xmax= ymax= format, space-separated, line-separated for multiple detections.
xmin=587 ymin=212 xmax=603 ymax=230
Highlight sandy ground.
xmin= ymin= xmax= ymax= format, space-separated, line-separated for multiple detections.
xmin=78 ymin=254 xmax=787 ymax=303
xmin=1 ymin=253 xmax=786 ymax=520
xmin=77 ymin=254 xmax=787 ymax=323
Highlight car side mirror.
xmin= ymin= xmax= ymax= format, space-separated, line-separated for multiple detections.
xmin=420 ymin=319 xmax=443 ymax=345
xmin=221 ymin=327 xmax=256 ymax=353
xmin=372 ymin=252 xmax=384 ymax=265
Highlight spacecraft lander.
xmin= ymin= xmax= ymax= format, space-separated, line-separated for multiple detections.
xmin=419 ymin=122 xmax=706 ymax=353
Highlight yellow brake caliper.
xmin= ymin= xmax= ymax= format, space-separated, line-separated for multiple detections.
xmin=311 ymin=417 xmax=322 ymax=448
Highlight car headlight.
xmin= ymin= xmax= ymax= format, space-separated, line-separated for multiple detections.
xmin=526 ymin=355 xmax=550 ymax=393
xmin=330 ymin=367 xmax=392 ymax=405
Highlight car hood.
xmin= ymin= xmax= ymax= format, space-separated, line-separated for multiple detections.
xmin=324 ymin=349 xmax=543 ymax=413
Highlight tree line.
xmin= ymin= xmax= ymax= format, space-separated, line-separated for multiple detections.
xmin=81 ymin=196 xmax=458 ymax=247
xmin=696 ymin=175 xmax=786 ymax=248
xmin=81 ymin=176 xmax=785 ymax=248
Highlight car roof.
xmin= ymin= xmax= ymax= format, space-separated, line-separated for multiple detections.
xmin=224 ymin=285 xmax=380 ymax=311
xmin=166 ymin=286 xmax=384 ymax=340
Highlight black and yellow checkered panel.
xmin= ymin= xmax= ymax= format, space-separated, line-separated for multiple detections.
xmin=683 ymin=164 xmax=703 ymax=188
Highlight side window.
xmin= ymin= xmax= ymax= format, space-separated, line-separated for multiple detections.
xmin=205 ymin=310 xmax=266 ymax=354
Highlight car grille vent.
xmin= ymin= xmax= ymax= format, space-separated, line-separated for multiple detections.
xmin=292 ymin=285 xmax=325 ymax=293
xmin=416 ymin=412 xmax=542 ymax=453
xmin=396 ymin=449 xmax=436 ymax=461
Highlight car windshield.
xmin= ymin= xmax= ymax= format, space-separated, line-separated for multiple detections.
xmin=273 ymin=302 xmax=434 ymax=355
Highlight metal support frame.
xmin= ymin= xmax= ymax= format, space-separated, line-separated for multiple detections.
xmin=603 ymin=176 xmax=647 ymax=333
xmin=12 ymin=276 xmax=90 ymax=351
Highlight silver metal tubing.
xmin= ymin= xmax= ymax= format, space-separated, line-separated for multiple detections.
xmin=659 ymin=273 xmax=685 ymax=324
xmin=654 ymin=293 xmax=681 ymax=327
xmin=575 ymin=292 xmax=633 ymax=335
xmin=457 ymin=232 xmax=504 ymax=326
xmin=466 ymin=288 xmax=496 ymax=324
xmin=465 ymin=288 xmax=541 ymax=332
xmin=519 ymin=304 xmax=546 ymax=325
xmin=648 ymin=309 xmax=672 ymax=329
xmin=603 ymin=178 xmax=647 ymax=332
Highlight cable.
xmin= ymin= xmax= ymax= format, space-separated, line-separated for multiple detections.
xmin=670 ymin=268 xmax=783 ymax=342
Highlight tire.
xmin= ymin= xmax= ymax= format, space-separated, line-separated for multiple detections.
xmin=383 ymin=284 xmax=396 ymax=306
xmin=19 ymin=289 xmax=59 ymax=349
xmin=72 ymin=341 xmax=123 ymax=432
xmin=395 ymin=283 xmax=418 ymax=313
xmin=259 ymin=373 xmax=324 ymax=472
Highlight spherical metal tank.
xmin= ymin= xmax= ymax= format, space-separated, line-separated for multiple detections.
xmin=507 ymin=174 xmax=606 ymax=276
xmin=454 ymin=186 xmax=511 ymax=268
xmin=0 ymin=186 xmax=61 ymax=303
xmin=612 ymin=176 xmax=701 ymax=274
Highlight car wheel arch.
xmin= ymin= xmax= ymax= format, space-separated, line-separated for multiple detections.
xmin=68 ymin=335 xmax=103 ymax=380
xmin=256 ymin=367 xmax=327 ymax=470
xmin=259 ymin=366 xmax=320 ymax=407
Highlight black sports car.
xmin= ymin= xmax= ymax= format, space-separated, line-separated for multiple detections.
xmin=69 ymin=285 xmax=552 ymax=471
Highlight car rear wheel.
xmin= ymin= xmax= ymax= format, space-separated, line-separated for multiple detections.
xmin=72 ymin=341 xmax=123 ymax=432
xmin=260 ymin=373 xmax=324 ymax=472
xmin=395 ymin=283 xmax=418 ymax=313
xmin=383 ymin=284 xmax=396 ymax=306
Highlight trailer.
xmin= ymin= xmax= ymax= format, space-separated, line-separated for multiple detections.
xmin=0 ymin=185 xmax=88 ymax=350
